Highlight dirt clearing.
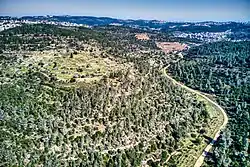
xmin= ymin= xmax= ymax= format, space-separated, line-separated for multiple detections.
xmin=156 ymin=42 xmax=188 ymax=54
xmin=135 ymin=33 xmax=150 ymax=40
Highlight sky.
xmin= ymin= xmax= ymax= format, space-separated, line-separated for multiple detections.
xmin=0 ymin=0 xmax=249 ymax=22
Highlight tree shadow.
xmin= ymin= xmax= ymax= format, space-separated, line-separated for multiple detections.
xmin=203 ymin=150 xmax=213 ymax=157
xmin=203 ymin=135 xmax=213 ymax=144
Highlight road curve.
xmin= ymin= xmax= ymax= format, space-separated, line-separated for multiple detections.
xmin=162 ymin=68 xmax=228 ymax=167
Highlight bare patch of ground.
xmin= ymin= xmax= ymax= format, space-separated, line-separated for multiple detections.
xmin=156 ymin=42 xmax=188 ymax=54
xmin=135 ymin=33 xmax=150 ymax=40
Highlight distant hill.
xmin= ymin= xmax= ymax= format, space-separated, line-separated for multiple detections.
xmin=1 ymin=15 xmax=249 ymax=33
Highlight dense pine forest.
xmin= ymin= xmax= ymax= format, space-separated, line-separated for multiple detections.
xmin=1 ymin=22 xmax=249 ymax=166
xmin=0 ymin=24 xmax=217 ymax=167
xmin=169 ymin=41 xmax=250 ymax=167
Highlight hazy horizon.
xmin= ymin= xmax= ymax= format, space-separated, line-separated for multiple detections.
xmin=0 ymin=0 xmax=249 ymax=22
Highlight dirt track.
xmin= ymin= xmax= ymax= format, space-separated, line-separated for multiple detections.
xmin=162 ymin=68 xmax=228 ymax=167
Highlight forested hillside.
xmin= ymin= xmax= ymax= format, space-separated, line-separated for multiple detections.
xmin=169 ymin=41 xmax=250 ymax=167
xmin=0 ymin=24 xmax=217 ymax=166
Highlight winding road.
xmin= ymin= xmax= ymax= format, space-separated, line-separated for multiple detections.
xmin=162 ymin=68 xmax=228 ymax=167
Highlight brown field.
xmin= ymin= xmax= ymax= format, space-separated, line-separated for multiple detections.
xmin=156 ymin=42 xmax=188 ymax=54
xmin=135 ymin=33 xmax=150 ymax=40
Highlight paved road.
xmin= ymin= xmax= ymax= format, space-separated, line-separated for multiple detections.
xmin=162 ymin=68 xmax=228 ymax=167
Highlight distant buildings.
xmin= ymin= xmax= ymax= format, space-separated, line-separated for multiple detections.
xmin=0 ymin=17 xmax=247 ymax=42
xmin=0 ymin=18 xmax=91 ymax=32
xmin=173 ymin=30 xmax=232 ymax=42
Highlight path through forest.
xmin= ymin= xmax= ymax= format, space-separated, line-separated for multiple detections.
xmin=162 ymin=68 xmax=228 ymax=167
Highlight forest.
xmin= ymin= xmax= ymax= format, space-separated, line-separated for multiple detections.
xmin=169 ymin=41 xmax=250 ymax=167
xmin=0 ymin=24 xmax=217 ymax=166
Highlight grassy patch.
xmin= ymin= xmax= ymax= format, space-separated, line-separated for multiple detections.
xmin=22 ymin=50 xmax=133 ymax=86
